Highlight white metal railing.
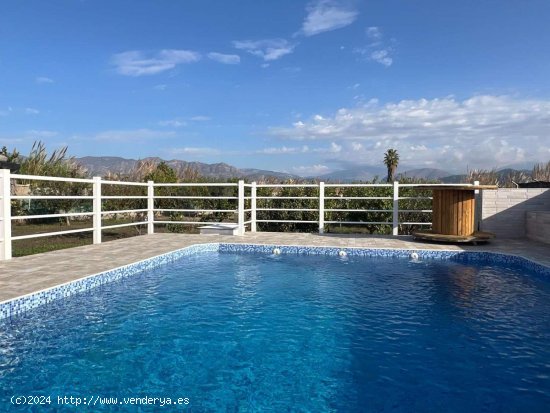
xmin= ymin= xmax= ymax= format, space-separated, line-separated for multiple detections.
xmin=0 ymin=168 xmax=481 ymax=260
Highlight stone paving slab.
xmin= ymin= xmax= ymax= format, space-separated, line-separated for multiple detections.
xmin=0 ymin=233 xmax=548 ymax=303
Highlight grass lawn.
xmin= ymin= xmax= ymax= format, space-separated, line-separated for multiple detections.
xmin=12 ymin=219 xmax=150 ymax=257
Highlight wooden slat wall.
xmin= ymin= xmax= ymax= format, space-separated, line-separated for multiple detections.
xmin=431 ymin=189 xmax=475 ymax=236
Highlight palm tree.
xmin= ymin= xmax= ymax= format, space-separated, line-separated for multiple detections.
xmin=383 ymin=149 xmax=399 ymax=182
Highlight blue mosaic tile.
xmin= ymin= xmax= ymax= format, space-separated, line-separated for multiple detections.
xmin=0 ymin=243 xmax=219 ymax=320
xmin=218 ymin=243 xmax=550 ymax=276
xmin=1 ymin=241 xmax=548 ymax=320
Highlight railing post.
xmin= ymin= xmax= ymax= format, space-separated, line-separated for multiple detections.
xmin=392 ymin=181 xmax=399 ymax=236
xmin=319 ymin=181 xmax=325 ymax=234
xmin=251 ymin=181 xmax=257 ymax=233
xmin=93 ymin=176 xmax=102 ymax=244
xmin=147 ymin=180 xmax=155 ymax=234
xmin=473 ymin=180 xmax=480 ymax=231
xmin=238 ymin=180 xmax=245 ymax=235
xmin=0 ymin=169 xmax=12 ymax=260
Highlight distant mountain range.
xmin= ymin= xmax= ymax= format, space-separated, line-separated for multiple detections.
xmin=76 ymin=156 xmax=299 ymax=181
xmin=316 ymin=165 xmax=386 ymax=182
xmin=317 ymin=167 xmax=455 ymax=182
xmin=75 ymin=156 xmax=534 ymax=183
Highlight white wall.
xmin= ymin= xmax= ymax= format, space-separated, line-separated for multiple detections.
xmin=479 ymin=188 xmax=550 ymax=238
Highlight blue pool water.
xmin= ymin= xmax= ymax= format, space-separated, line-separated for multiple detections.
xmin=1 ymin=252 xmax=549 ymax=412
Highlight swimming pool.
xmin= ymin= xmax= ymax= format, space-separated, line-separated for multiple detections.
xmin=1 ymin=246 xmax=549 ymax=412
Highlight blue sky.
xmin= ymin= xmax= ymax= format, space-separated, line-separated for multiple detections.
xmin=1 ymin=0 xmax=549 ymax=175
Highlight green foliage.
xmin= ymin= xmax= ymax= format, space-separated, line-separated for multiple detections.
xmin=15 ymin=142 xmax=90 ymax=225
xmin=144 ymin=162 xmax=178 ymax=183
xmin=532 ymin=161 xmax=550 ymax=181
xmin=9 ymin=143 xmax=441 ymax=236
xmin=256 ymin=182 xmax=318 ymax=232
xmin=0 ymin=146 xmax=20 ymax=162
xmin=467 ymin=162 xmax=550 ymax=187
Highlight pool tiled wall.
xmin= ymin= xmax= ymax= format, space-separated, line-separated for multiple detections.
xmin=1 ymin=243 xmax=548 ymax=320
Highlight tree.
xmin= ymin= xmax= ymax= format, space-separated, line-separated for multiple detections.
xmin=18 ymin=141 xmax=89 ymax=226
xmin=383 ymin=149 xmax=399 ymax=183
xmin=0 ymin=146 xmax=20 ymax=162
xmin=143 ymin=161 xmax=178 ymax=183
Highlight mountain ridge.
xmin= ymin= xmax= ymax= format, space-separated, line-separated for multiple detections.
xmin=76 ymin=156 xmax=299 ymax=181
xmin=75 ymin=156 xmax=535 ymax=182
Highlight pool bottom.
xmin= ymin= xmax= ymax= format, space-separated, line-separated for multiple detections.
xmin=1 ymin=243 xmax=549 ymax=320
xmin=1 ymin=251 xmax=549 ymax=412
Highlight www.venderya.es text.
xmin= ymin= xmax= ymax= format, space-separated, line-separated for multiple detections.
xmin=10 ymin=395 xmax=190 ymax=407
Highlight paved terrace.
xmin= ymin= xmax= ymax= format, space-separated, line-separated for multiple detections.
xmin=0 ymin=233 xmax=548 ymax=303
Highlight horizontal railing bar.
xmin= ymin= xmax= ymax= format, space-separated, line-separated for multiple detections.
xmin=154 ymin=196 xmax=237 ymax=199
xmin=256 ymin=196 xmax=317 ymax=200
xmin=398 ymin=183 xmax=473 ymax=187
xmin=399 ymin=222 xmax=432 ymax=225
xmin=256 ymin=184 xmax=319 ymax=188
xmin=399 ymin=210 xmax=432 ymax=213
xmin=11 ymin=195 xmax=94 ymax=200
xmin=326 ymin=209 xmax=392 ymax=212
xmin=154 ymin=209 xmax=236 ymax=213
xmin=325 ymin=196 xmax=392 ymax=200
xmin=399 ymin=197 xmax=432 ymax=200
xmin=11 ymin=174 xmax=94 ymax=184
xmin=101 ymin=196 xmax=148 ymax=199
xmin=257 ymin=208 xmax=318 ymax=212
xmin=153 ymin=183 xmax=238 ymax=187
xmin=324 ymin=184 xmax=392 ymax=187
xmin=11 ymin=212 xmax=93 ymax=220
xmin=101 ymin=221 xmax=147 ymax=230
xmin=12 ymin=227 xmax=94 ymax=241
xmin=256 ymin=220 xmax=318 ymax=223
xmin=325 ymin=221 xmax=392 ymax=225
xmin=154 ymin=221 xmax=235 ymax=225
xmin=101 ymin=209 xmax=148 ymax=215
xmin=101 ymin=180 xmax=148 ymax=186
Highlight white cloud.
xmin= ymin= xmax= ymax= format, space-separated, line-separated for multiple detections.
xmin=301 ymin=0 xmax=358 ymax=36
xmin=170 ymin=147 xmax=221 ymax=156
xmin=291 ymin=164 xmax=331 ymax=176
xmin=354 ymin=27 xmax=394 ymax=67
xmin=158 ymin=116 xmax=210 ymax=126
xmin=268 ymin=95 xmax=550 ymax=169
xmin=111 ymin=49 xmax=201 ymax=76
xmin=154 ymin=84 xmax=167 ymax=91
xmin=189 ymin=115 xmax=211 ymax=122
xmin=86 ymin=129 xmax=176 ymax=142
xmin=158 ymin=119 xmax=186 ymax=127
xmin=256 ymin=142 xmax=341 ymax=155
xmin=208 ymin=52 xmax=240 ymax=64
xmin=326 ymin=142 xmax=342 ymax=153
xmin=366 ymin=26 xmax=382 ymax=40
xmin=36 ymin=76 xmax=54 ymax=84
xmin=370 ymin=50 xmax=393 ymax=67
xmin=233 ymin=39 xmax=295 ymax=61
xmin=258 ymin=145 xmax=310 ymax=154
xmin=25 ymin=107 xmax=40 ymax=115
xmin=26 ymin=130 xmax=58 ymax=138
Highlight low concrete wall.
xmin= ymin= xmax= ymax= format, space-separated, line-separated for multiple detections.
xmin=479 ymin=188 xmax=550 ymax=238
xmin=526 ymin=211 xmax=550 ymax=244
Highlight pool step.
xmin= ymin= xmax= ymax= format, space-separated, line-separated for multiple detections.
xmin=199 ymin=224 xmax=240 ymax=235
